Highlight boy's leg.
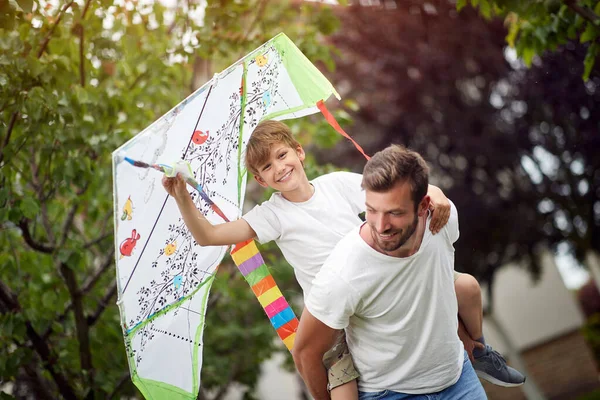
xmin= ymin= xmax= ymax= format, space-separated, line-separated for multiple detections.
xmin=454 ymin=272 xmax=526 ymax=387
xmin=331 ymin=380 xmax=358 ymax=400
xmin=324 ymin=331 xmax=359 ymax=400
xmin=455 ymin=273 xmax=483 ymax=340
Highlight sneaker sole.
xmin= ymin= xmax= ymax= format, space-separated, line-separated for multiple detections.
xmin=475 ymin=370 xmax=526 ymax=387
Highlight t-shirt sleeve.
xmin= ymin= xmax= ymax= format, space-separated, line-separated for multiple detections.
xmin=339 ymin=172 xmax=366 ymax=214
xmin=305 ymin=267 xmax=360 ymax=330
xmin=444 ymin=200 xmax=460 ymax=244
xmin=241 ymin=202 xmax=282 ymax=244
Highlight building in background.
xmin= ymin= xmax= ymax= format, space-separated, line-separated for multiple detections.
xmin=481 ymin=251 xmax=599 ymax=399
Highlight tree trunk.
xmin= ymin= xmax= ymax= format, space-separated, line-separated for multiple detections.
xmin=486 ymin=313 xmax=547 ymax=400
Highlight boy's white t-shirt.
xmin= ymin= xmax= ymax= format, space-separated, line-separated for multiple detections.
xmin=242 ymin=171 xmax=364 ymax=296
xmin=305 ymin=203 xmax=463 ymax=394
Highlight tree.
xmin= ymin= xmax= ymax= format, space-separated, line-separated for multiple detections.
xmin=457 ymin=0 xmax=600 ymax=80
xmin=325 ymin=0 xmax=599 ymax=301
xmin=322 ymin=0 xmax=540 ymax=285
xmin=0 ymin=0 xmax=340 ymax=398
xmin=500 ymin=43 xmax=600 ymax=292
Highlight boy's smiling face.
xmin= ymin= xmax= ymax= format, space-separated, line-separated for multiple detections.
xmin=254 ymin=142 xmax=307 ymax=192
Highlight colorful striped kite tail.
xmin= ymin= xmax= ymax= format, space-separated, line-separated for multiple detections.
xmin=230 ymin=239 xmax=299 ymax=351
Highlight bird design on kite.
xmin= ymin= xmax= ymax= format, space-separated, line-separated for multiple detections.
xmin=255 ymin=54 xmax=268 ymax=67
xmin=121 ymin=196 xmax=134 ymax=221
xmin=120 ymin=229 xmax=141 ymax=259
xmin=192 ymin=130 xmax=209 ymax=145
xmin=262 ymin=91 xmax=272 ymax=108
xmin=164 ymin=242 xmax=177 ymax=256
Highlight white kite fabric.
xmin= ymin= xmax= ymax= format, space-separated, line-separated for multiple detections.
xmin=112 ymin=33 xmax=342 ymax=399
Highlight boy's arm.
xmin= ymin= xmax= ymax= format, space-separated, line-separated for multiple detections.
xmin=293 ymin=308 xmax=339 ymax=400
xmin=164 ymin=175 xmax=256 ymax=246
xmin=427 ymin=184 xmax=450 ymax=235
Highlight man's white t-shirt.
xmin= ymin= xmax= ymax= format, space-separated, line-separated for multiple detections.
xmin=242 ymin=171 xmax=365 ymax=296
xmin=305 ymin=202 xmax=463 ymax=394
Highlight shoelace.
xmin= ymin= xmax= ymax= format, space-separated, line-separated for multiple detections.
xmin=485 ymin=345 xmax=507 ymax=371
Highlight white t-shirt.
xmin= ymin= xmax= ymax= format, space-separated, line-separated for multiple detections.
xmin=242 ymin=171 xmax=365 ymax=296
xmin=305 ymin=202 xmax=463 ymax=394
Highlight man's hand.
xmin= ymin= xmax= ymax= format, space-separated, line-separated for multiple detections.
xmin=162 ymin=173 xmax=188 ymax=199
xmin=293 ymin=308 xmax=339 ymax=400
xmin=458 ymin=318 xmax=485 ymax=362
xmin=427 ymin=185 xmax=450 ymax=234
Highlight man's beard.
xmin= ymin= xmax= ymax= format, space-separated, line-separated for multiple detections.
xmin=371 ymin=213 xmax=419 ymax=253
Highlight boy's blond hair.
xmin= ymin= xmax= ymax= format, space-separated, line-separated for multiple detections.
xmin=245 ymin=120 xmax=301 ymax=177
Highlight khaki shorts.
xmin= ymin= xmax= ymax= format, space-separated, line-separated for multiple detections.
xmin=322 ymin=331 xmax=360 ymax=390
xmin=454 ymin=271 xmax=463 ymax=281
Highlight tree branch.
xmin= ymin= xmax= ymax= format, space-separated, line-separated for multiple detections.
xmin=83 ymin=232 xmax=112 ymax=249
xmin=0 ymin=281 xmax=79 ymax=400
xmin=240 ymin=0 xmax=269 ymax=45
xmin=18 ymin=219 xmax=55 ymax=254
xmin=128 ymin=70 xmax=149 ymax=91
xmin=107 ymin=371 xmax=130 ymax=400
xmin=87 ymin=282 xmax=117 ymax=327
xmin=79 ymin=26 xmax=85 ymax=87
xmin=58 ymin=261 xmax=95 ymax=393
xmin=212 ymin=361 xmax=240 ymax=400
xmin=563 ymin=0 xmax=600 ymax=24
xmin=59 ymin=202 xmax=80 ymax=248
xmin=22 ymin=362 xmax=57 ymax=400
xmin=81 ymin=248 xmax=115 ymax=295
xmin=78 ymin=0 xmax=93 ymax=87
xmin=0 ymin=111 xmax=19 ymax=166
xmin=2 ymin=0 xmax=78 ymax=167
xmin=39 ymin=245 xmax=113 ymax=341
xmin=37 ymin=1 xmax=76 ymax=58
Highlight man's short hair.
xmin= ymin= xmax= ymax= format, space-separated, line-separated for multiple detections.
xmin=362 ymin=144 xmax=430 ymax=210
xmin=245 ymin=120 xmax=300 ymax=176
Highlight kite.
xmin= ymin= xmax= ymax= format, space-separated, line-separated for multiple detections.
xmin=112 ymin=33 xmax=365 ymax=399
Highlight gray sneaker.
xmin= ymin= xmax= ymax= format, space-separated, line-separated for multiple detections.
xmin=472 ymin=345 xmax=526 ymax=387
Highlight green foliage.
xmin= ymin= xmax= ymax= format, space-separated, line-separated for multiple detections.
xmin=0 ymin=0 xmax=339 ymax=398
xmin=582 ymin=313 xmax=600 ymax=366
xmin=458 ymin=0 xmax=600 ymax=79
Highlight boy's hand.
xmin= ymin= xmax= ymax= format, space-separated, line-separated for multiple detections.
xmin=162 ymin=174 xmax=188 ymax=199
xmin=428 ymin=186 xmax=450 ymax=235
xmin=458 ymin=318 xmax=485 ymax=362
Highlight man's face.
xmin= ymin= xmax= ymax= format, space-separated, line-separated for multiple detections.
xmin=254 ymin=143 xmax=305 ymax=191
xmin=365 ymin=180 xmax=426 ymax=254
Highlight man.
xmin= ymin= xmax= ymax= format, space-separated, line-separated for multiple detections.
xmin=293 ymin=145 xmax=487 ymax=399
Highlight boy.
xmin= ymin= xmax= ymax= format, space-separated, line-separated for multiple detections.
xmin=162 ymin=120 xmax=525 ymax=399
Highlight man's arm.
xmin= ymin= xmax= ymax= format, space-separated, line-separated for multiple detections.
xmin=163 ymin=175 xmax=255 ymax=246
xmin=293 ymin=308 xmax=340 ymax=400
